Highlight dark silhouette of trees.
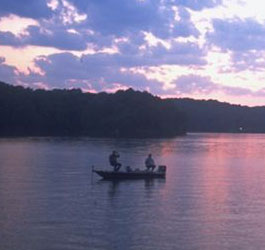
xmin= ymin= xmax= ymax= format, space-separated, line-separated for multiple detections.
xmin=172 ymin=98 xmax=265 ymax=133
xmin=2 ymin=81 xmax=264 ymax=137
xmin=0 ymin=82 xmax=186 ymax=137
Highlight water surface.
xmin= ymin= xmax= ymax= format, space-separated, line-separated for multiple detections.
xmin=1 ymin=133 xmax=265 ymax=250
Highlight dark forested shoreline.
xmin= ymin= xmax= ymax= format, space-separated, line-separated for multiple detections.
xmin=0 ymin=82 xmax=186 ymax=138
xmin=1 ymin=81 xmax=265 ymax=137
xmin=172 ymin=98 xmax=265 ymax=133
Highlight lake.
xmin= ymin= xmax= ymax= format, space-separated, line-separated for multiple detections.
xmin=1 ymin=133 xmax=265 ymax=250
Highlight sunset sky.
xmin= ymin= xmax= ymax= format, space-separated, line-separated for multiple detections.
xmin=1 ymin=0 xmax=265 ymax=106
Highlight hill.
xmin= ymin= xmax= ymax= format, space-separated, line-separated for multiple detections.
xmin=172 ymin=98 xmax=265 ymax=133
xmin=0 ymin=82 xmax=186 ymax=137
xmin=1 ymin=81 xmax=265 ymax=136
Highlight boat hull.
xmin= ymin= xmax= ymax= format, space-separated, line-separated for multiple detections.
xmin=93 ymin=170 xmax=165 ymax=180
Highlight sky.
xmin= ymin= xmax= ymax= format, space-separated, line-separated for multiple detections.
xmin=0 ymin=0 xmax=265 ymax=106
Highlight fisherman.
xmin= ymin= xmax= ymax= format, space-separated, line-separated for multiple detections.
xmin=109 ymin=151 xmax=122 ymax=172
xmin=145 ymin=154 xmax=156 ymax=171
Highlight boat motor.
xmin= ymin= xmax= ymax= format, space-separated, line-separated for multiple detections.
xmin=158 ymin=165 xmax=167 ymax=173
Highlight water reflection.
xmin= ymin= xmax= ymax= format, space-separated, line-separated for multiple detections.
xmin=107 ymin=180 xmax=120 ymax=198
xmin=95 ymin=178 xmax=166 ymax=199
xmin=1 ymin=134 xmax=265 ymax=250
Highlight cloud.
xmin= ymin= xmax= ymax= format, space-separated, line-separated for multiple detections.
xmin=149 ymin=41 xmax=206 ymax=66
xmin=25 ymin=25 xmax=88 ymax=50
xmin=254 ymin=88 xmax=265 ymax=97
xmin=222 ymin=85 xmax=265 ymax=97
xmin=0 ymin=1 xmax=221 ymax=51
xmin=171 ymin=0 xmax=222 ymax=11
xmin=173 ymin=75 xmax=217 ymax=94
xmin=0 ymin=0 xmax=221 ymax=23
xmin=84 ymin=40 xmax=206 ymax=69
xmin=0 ymin=26 xmax=88 ymax=51
xmin=0 ymin=0 xmax=201 ymax=48
xmin=208 ymin=18 xmax=265 ymax=71
xmin=0 ymin=0 xmax=53 ymax=19
xmin=0 ymin=57 xmax=18 ymax=83
xmin=231 ymin=51 xmax=265 ymax=72
xmin=221 ymin=85 xmax=253 ymax=96
xmin=0 ymin=0 xmax=206 ymax=94
xmin=22 ymin=52 xmax=164 ymax=93
xmin=208 ymin=18 xmax=265 ymax=52
xmin=0 ymin=31 xmax=22 ymax=46
xmin=23 ymin=37 xmax=205 ymax=88
xmin=67 ymin=0 xmax=200 ymax=40
xmin=0 ymin=1 xmax=201 ymax=52
xmin=172 ymin=74 xmax=265 ymax=97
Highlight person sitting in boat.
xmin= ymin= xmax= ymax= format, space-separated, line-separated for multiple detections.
xmin=109 ymin=151 xmax=122 ymax=172
xmin=145 ymin=154 xmax=156 ymax=172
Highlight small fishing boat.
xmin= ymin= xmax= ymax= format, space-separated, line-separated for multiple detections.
xmin=92 ymin=165 xmax=167 ymax=180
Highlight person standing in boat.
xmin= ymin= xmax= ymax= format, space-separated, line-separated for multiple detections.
xmin=109 ymin=151 xmax=122 ymax=172
xmin=145 ymin=154 xmax=156 ymax=171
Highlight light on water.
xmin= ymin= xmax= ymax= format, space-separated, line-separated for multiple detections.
xmin=1 ymin=133 xmax=265 ymax=250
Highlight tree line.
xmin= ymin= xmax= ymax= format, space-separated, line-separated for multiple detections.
xmin=172 ymin=98 xmax=265 ymax=133
xmin=1 ymin=81 xmax=265 ymax=137
xmin=0 ymin=82 xmax=186 ymax=137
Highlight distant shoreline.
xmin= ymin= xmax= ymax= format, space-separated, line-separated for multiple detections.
xmin=0 ymin=132 xmax=187 ymax=139
xmin=0 ymin=82 xmax=186 ymax=138
xmin=1 ymin=81 xmax=265 ymax=135
xmin=2 ymin=131 xmax=265 ymax=141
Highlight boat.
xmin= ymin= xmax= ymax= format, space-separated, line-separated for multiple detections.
xmin=92 ymin=165 xmax=167 ymax=180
